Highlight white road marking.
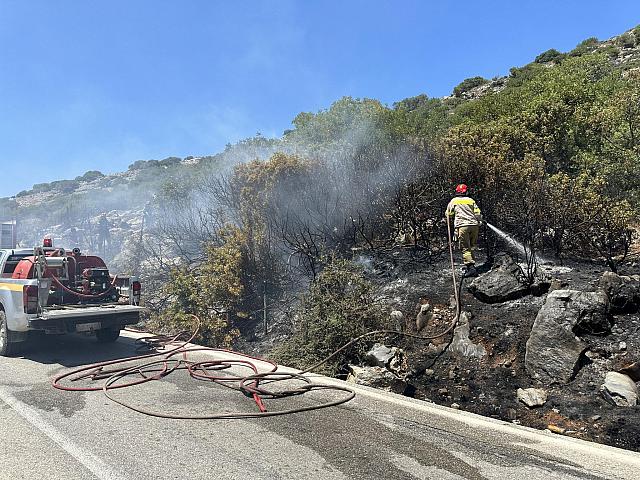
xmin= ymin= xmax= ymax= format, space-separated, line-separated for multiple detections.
xmin=0 ymin=387 xmax=125 ymax=480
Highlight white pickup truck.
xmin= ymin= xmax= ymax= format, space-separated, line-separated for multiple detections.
xmin=0 ymin=244 xmax=144 ymax=356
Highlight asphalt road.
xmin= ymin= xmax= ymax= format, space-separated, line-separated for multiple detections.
xmin=1 ymin=332 xmax=639 ymax=480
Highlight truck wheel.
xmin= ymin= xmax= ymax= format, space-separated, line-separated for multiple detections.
xmin=0 ymin=310 xmax=17 ymax=356
xmin=95 ymin=328 xmax=120 ymax=343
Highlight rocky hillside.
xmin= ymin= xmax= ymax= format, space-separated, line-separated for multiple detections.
xmin=3 ymin=25 xmax=639 ymax=269
xmin=2 ymin=161 xmax=174 ymax=270
xmin=451 ymin=25 xmax=640 ymax=100
xmin=339 ymin=249 xmax=640 ymax=452
xmin=0 ymin=137 xmax=279 ymax=271
xmin=1 ymin=23 xmax=639 ymax=454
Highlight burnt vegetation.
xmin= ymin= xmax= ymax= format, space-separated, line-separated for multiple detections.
xmin=137 ymin=41 xmax=640 ymax=348
xmin=2 ymin=31 xmax=640 ymax=372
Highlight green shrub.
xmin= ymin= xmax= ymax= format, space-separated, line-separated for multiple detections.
xmin=31 ymin=182 xmax=53 ymax=193
xmin=617 ymin=33 xmax=635 ymax=49
xmin=50 ymin=179 xmax=80 ymax=193
xmin=393 ymin=94 xmax=431 ymax=111
xmin=452 ymin=77 xmax=489 ymax=97
xmin=75 ymin=170 xmax=104 ymax=182
xmin=600 ymin=44 xmax=621 ymax=58
xmin=147 ymin=226 xmax=246 ymax=347
xmin=569 ymin=37 xmax=599 ymax=57
xmin=507 ymin=62 xmax=545 ymax=87
xmin=271 ymin=257 xmax=387 ymax=376
xmin=535 ymin=48 xmax=565 ymax=63
xmin=158 ymin=157 xmax=182 ymax=167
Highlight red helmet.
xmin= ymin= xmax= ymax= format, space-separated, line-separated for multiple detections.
xmin=455 ymin=184 xmax=468 ymax=195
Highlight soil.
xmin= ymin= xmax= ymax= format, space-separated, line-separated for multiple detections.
xmin=363 ymin=247 xmax=640 ymax=452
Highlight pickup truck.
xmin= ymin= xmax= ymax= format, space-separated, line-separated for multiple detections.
xmin=0 ymin=242 xmax=144 ymax=356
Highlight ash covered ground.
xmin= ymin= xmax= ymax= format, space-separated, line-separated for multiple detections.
xmin=363 ymin=247 xmax=640 ymax=452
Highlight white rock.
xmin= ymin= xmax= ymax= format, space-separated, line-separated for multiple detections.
xmin=390 ymin=310 xmax=404 ymax=331
xmin=449 ymin=311 xmax=486 ymax=358
xmin=517 ymin=387 xmax=548 ymax=408
xmin=347 ymin=365 xmax=406 ymax=395
xmin=601 ymin=372 xmax=638 ymax=407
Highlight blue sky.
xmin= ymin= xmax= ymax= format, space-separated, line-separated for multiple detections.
xmin=0 ymin=0 xmax=639 ymax=197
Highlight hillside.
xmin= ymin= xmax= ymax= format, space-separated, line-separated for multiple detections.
xmin=3 ymin=26 xmax=640 ymax=266
xmin=2 ymin=24 xmax=640 ymax=452
xmin=0 ymin=138 xmax=280 ymax=269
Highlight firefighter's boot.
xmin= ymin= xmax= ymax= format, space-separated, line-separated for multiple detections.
xmin=463 ymin=264 xmax=478 ymax=278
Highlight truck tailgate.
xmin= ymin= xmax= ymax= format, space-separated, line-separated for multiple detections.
xmin=28 ymin=304 xmax=144 ymax=334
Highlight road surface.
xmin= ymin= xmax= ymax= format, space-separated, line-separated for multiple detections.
xmin=0 ymin=331 xmax=639 ymax=480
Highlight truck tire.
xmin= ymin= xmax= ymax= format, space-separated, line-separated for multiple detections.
xmin=95 ymin=327 xmax=120 ymax=343
xmin=0 ymin=310 xmax=17 ymax=357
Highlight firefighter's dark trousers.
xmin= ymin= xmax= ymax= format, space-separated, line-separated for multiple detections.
xmin=457 ymin=224 xmax=479 ymax=265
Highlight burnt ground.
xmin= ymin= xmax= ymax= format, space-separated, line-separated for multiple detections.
xmin=236 ymin=244 xmax=640 ymax=453
xmin=364 ymin=247 xmax=640 ymax=453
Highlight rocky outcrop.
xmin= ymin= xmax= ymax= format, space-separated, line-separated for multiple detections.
xmin=449 ymin=312 xmax=486 ymax=358
xmin=601 ymin=372 xmax=638 ymax=407
xmin=467 ymin=255 xmax=529 ymax=303
xmin=599 ymin=272 xmax=640 ymax=313
xmin=525 ymin=290 xmax=610 ymax=384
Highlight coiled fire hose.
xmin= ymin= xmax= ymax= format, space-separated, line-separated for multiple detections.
xmin=52 ymin=223 xmax=463 ymax=419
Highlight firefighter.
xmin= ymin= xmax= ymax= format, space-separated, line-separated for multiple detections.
xmin=445 ymin=184 xmax=482 ymax=277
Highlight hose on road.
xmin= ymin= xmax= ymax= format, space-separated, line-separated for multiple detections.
xmin=52 ymin=224 xmax=464 ymax=419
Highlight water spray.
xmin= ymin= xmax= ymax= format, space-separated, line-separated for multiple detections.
xmin=485 ymin=222 xmax=548 ymax=264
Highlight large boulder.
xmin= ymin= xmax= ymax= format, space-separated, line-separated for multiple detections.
xmin=598 ymin=271 xmax=640 ymax=313
xmin=525 ymin=290 xmax=610 ymax=384
xmin=601 ymin=372 xmax=638 ymax=407
xmin=467 ymin=255 xmax=529 ymax=303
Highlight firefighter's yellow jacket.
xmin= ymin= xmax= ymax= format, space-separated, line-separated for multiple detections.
xmin=445 ymin=196 xmax=482 ymax=229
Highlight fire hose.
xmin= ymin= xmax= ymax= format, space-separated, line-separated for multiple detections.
xmin=52 ymin=221 xmax=463 ymax=419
